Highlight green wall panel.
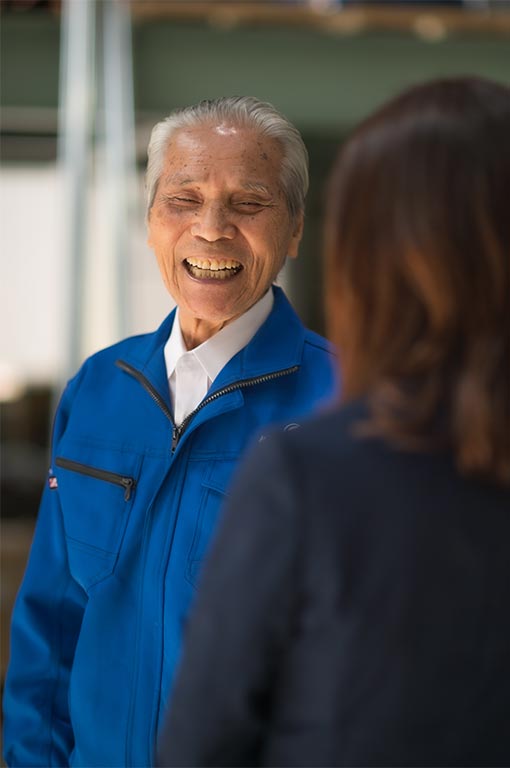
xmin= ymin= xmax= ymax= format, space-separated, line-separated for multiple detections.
xmin=132 ymin=20 xmax=510 ymax=128
xmin=2 ymin=14 xmax=509 ymax=130
xmin=0 ymin=16 xmax=61 ymax=110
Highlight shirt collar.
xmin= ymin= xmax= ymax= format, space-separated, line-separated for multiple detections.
xmin=164 ymin=309 xmax=188 ymax=379
xmin=164 ymin=288 xmax=274 ymax=384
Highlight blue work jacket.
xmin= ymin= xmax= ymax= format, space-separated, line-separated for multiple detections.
xmin=3 ymin=287 xmax=337 ymax=768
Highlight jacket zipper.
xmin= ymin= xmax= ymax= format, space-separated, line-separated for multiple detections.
xmin=115 ymin=356 xmax=297 ymax=763
xmin=115 ymin=359 xmax=299 ymax=453
xmin=55 ymin=456 xmax=135 ymax=501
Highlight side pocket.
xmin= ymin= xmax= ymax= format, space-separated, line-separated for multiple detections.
xmin=55 ymin=450 xmax=141 ymax=590
xmin=185 ymin=459 xmax=237 ymax=589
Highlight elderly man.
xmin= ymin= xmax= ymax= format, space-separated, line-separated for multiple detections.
xmin=3 ymin=96 xmax=337 ymax=768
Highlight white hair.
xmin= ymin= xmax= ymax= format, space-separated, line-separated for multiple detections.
xmin=145 ymin=96 xmax=309 ymax=223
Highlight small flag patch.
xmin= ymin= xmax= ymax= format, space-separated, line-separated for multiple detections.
xmin=48 ymin=475 xmax=58 ymax=490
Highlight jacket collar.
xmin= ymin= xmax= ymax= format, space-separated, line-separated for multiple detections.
xmin=117 ymin=286 xmax=305 ymax=401
xmin=210 ymin=286 xmax=304 ymax=390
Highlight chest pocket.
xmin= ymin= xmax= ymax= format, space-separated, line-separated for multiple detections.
xmin=55 ymin=450 xmax=142 ymax=591
xmin=186 ymin=458 xmax=238 ymax=589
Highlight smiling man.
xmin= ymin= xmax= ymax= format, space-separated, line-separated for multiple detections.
xmin=148 ymin=121 xmax=302 ymax=348
xmin=3 ymin=97 xmax=337 ymax=768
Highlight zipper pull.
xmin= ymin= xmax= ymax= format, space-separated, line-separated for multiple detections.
xmin=121 ymin=477 xmax=135 ymax=501
xmin=171 ymin=426 xmax=180 ymax=454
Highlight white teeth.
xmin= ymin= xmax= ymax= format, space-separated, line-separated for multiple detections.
xmin=184 ymin=257 xmax=242 ymax=280
xmin=185 ymin=257 xmax=241 ymax=271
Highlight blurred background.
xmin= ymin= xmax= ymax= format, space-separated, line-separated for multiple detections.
xmin=1 ymin=0 xmax=509 ymax=732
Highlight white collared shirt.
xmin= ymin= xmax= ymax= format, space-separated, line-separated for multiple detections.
xmin=164 ymin=288 xmax=274 ymax=425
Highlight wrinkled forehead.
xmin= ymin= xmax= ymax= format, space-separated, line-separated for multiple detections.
xmin=161 ymin=123 xmax=284 ymax=184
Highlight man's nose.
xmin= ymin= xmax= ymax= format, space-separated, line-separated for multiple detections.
xmin=190 ymin=203 xmax=236 ymax=241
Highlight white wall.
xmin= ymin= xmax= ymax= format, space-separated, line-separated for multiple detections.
xmin=0 ymin=164 xmax=172 ymax=397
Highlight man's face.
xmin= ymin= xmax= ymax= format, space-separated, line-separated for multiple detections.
xmin=147 ymin=124 xmax=303 ymax=344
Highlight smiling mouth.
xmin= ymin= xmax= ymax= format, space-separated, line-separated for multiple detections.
xmin=184 ymin=257 xmax=243 ymax=280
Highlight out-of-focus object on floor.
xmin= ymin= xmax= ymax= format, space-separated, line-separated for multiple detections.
xmin=1 ymin=385 xmax=52 ymax=694
xmin=0 ymin=520 xmax=35 ymax=688
xmin=1 ymin=386 xmax=51 ymax=519
xmin=1 ymin=384 xmax=50 ymax=762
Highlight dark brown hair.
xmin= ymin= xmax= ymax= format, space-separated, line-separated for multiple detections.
xmin=325 ymin=77 xmax=510 ymax=484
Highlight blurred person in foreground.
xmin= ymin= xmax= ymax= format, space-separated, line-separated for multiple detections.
xmin=158 ymin=77 xmax=510 ymax=768
xmin=2 ymin=97 xmax=337 ymax=767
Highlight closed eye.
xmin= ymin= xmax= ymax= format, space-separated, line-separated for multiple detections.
xmin=164 ymin=195 xmax=201 ymax=207
xmin=235 ymin=201 xmax=270 ymax=212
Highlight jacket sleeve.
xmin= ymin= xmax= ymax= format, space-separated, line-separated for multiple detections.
xmin=156 ymin=433 xmax=301 ymax=768
xmin=2 ymin=378 xmax=87 ymax=767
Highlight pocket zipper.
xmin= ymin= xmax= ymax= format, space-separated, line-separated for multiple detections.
xmin=55 ymin=457 xmax=136 ymax=501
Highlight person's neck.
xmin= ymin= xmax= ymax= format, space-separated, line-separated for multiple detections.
xmin=179 ymin=315 xmax=233 ymax=350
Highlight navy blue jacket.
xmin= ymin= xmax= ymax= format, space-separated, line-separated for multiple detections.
xmin=159 ymin=400 xmax=510 ymax=767
xmin=3 ymin=287 xmax=337 ymax=768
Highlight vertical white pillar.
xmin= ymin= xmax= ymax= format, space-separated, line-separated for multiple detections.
xmin=57 ymin=0 xmax=96 ymax=378
xmin=102 ymin=0 xmax=137 ymax=339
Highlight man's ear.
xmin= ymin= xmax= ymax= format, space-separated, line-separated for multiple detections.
xmin=287 ymin=212 xmax=304 ymax=260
